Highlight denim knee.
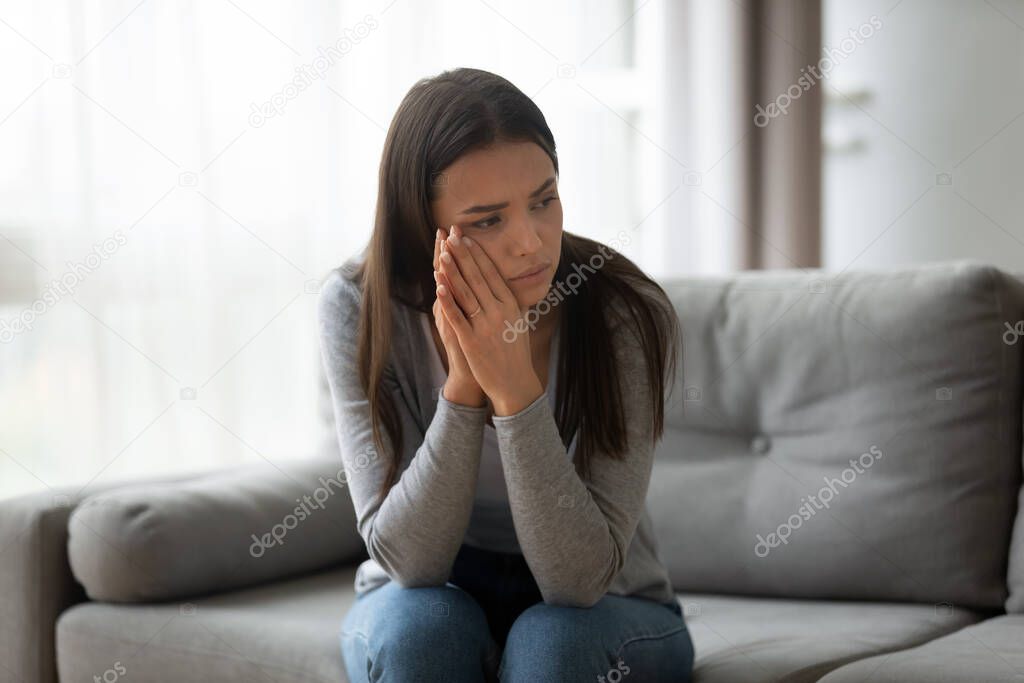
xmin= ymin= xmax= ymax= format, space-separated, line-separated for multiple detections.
xmin=499 ymin=602 xmax=607 ymax=680
xmin=505 ymin=601 xmax=608 ymax=650
xmin=499 ymin=599 xmax=692 ymax=683
xmin=345 ymin=583 xmax=497 ymax=681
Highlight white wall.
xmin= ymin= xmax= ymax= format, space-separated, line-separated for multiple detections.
xmin=822 ymin=0 xmax=1024 ymax=274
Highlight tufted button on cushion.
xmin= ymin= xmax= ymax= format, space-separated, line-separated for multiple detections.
xmin=750 ymin=434 xmax=771 ymax=455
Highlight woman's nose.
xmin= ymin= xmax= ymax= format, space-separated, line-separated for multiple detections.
xmin=508 ymin=215 xmax=544 ymax=254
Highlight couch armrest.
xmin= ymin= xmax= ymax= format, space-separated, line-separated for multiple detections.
xmin=0 ymin=471 xmax=202 ymax=683
xmin=67 ymin=454 xmax=366 ymax=604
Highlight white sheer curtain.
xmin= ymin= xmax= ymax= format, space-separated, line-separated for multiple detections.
xmin=0 ymin=0 xmax=689 ymax=499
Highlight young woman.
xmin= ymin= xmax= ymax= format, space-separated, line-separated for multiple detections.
xmin=318 ymin=67 xmax=694 ymax=682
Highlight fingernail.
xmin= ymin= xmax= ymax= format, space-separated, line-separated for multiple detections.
xmin=433 ymin=270 xmax=438 ymax=281
xmin=436 ymin=229 xmax=441 ymax=241
xmin=441 ymin=252 xmax=452 ymax=263
xmin=448 ymin=233 xmax=460 ymax=246
xmin=438 ymin=284 xmax=448 ymax=296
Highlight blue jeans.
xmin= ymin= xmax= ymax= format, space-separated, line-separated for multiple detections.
xmin=340 ymin=542 xmax=695 ymax=682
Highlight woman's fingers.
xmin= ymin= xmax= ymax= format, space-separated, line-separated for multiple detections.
xmin=433 ymin=229 xmax=440 ymax=271
xmin=436 ymin=269 xmax=459 ymax=316
xmin=433 ymin=226 xmax=448 ymax=272
xmin=459 ymin=232 xmax=513 ymax=303
xmin=444 ymin=225 xmax=495 ymax=313
xmin=433 ymin=296 xmax=451 ymax=350
xmin=439 ymin=230 xmax=482 ymax=317
xmin=434 ymin=226 xmax=454 ymax=321
xmin=436 ymin=282 xmax=471 ymax=339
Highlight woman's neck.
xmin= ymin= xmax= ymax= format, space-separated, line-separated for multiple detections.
xmin=530 ymin=311 xmax=562 ymax=400
xmin=527 ymin=306 xmax=559 ymax=357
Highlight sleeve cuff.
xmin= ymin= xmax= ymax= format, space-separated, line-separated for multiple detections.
xmin=491 ymin=389 xmax=549 ymax=425
xmin=436 ymin=392 xmax=490 ymax=417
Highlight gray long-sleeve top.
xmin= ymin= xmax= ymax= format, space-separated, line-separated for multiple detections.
xmin=316 ymin=257 xmax=676 ymax=608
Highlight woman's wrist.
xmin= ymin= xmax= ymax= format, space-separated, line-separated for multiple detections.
xmin=490 ymin=374 xmax=544 ymax=417
xmin=442 ymin=379 xmax=487 ymax=408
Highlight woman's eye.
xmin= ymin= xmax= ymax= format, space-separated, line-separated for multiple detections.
xmin=532 ymin=196 xmax=559 ymax=210
xmin=472 ymin=197 xmax=558 ymax=228
xmin=473 ymin=215 xmax=501 ymax=229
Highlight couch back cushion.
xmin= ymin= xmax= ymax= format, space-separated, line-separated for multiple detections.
xmin=68 ymin=455 xmax=366 ymax=602
xmin=1005 ymin=269 xmax=1024 ymax=613
xmin=647 ymin=261 xmax=1024 ymax=609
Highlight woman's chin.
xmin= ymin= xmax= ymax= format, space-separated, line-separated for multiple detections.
xmin=513 ymin=281 xmax=553 ymax=311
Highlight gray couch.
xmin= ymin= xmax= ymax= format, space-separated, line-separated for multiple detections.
xmin=3 ymin=259 xmax=1023 ymax=682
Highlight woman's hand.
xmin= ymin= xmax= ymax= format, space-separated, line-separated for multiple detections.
xmin=433 ymin=227 xmax=486 ymax=408
xmin=435 ymin=224 xmax=544 ymax=416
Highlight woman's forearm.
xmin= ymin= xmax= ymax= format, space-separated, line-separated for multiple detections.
xmin=357 ymin=394 xmax=487 ymax=587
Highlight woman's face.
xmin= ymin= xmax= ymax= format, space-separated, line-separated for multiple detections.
xmin=430 ymin=140 xmax=562 ymax=312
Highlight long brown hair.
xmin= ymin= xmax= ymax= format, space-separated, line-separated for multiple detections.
xmin=346 ymin=67 xmax=681 ymax=508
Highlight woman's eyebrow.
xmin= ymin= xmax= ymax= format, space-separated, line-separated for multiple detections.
xmin=458 ymin=176 xmax=556 ymax=214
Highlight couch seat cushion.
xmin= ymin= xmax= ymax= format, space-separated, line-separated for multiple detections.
xmin=678 ymin=591 xmax=982 ymax=683
xmin=57 ymin=564 xmax=985 ymax=683
xmin=58 ymin=566 xmax=357 ymax=683
xmin=818 ymin=614 xmax=1024 ymax=682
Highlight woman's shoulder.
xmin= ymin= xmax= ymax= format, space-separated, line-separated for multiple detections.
xmin=316 ymin=256 xmax=366 ymax=341
xmin=319 ymin=255 xmax=365 ymax=304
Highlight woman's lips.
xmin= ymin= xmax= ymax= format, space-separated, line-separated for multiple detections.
xmin=509 ymin=263 xmax=549 ymax=283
